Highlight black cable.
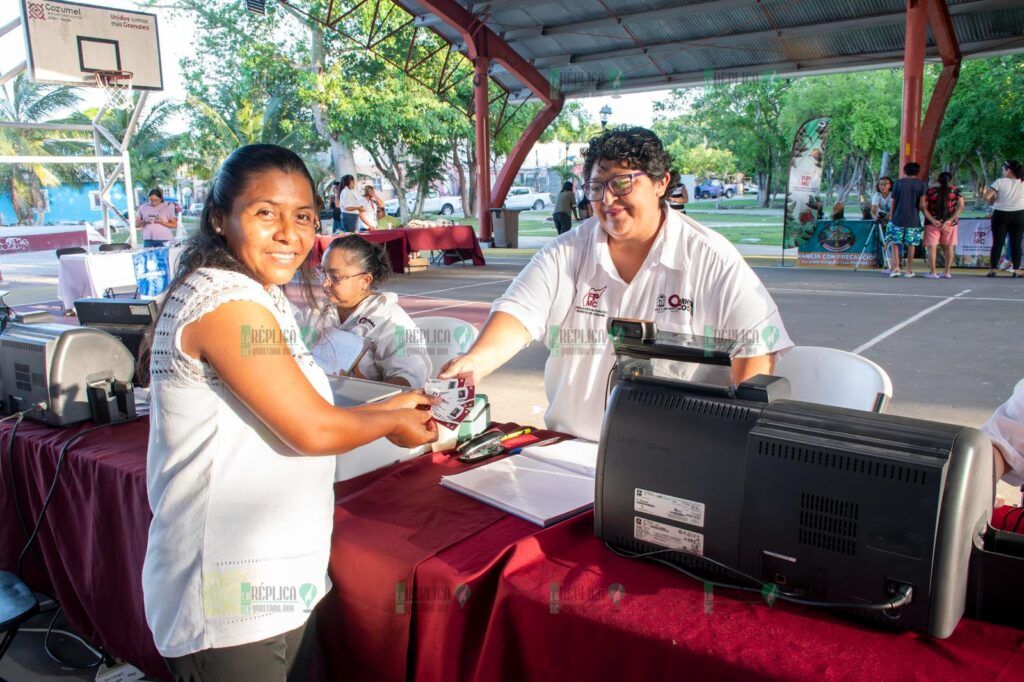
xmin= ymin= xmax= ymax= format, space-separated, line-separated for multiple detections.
xmin=4 ymin=411 xmax=48 ymax=579
xmin=17 ymin=418 xmax=139 ymax=578
xmin=42 ymin=607 xmax=103 ymax=670
xmin=606 ymin=542 xmax=914 ymax=612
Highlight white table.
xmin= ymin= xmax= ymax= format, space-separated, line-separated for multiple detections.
xmin=57 ymin=246 xmax=183 ymax=310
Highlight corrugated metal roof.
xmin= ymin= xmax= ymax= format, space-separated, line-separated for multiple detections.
xmin=394 ymin=0 xmax=1024 ymax=99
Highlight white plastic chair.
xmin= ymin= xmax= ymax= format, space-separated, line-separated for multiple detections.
xmin=772 ymin=346 xmax=893 ymax=413
xmin=412 ymin=316 xmax=479 ymax=371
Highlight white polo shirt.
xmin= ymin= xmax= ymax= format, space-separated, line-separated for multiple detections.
xmin=492 ymin=209 xmax=793 ymax=441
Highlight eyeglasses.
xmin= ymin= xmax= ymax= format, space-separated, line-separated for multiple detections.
xmin=319 ymin=269 xmax=367 ymax=285
xmin=583 ymin=172 xmax=647 ymax=202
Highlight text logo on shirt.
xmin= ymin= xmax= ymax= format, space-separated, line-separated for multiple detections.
xmin=655 ymin=293 xmax=694 ymax=314
xmin=584 ymin=286 xmax=607 ymax=309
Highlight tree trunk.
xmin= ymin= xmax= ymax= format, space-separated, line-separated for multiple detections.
xmin=467 ymin=141 xmax=478 ymax=217
xmin=976 ymin=148 xmax=990 ymax=187
xmin=452 ymin=138 xmax=469 ymax=218
xmin=879 ymin=151 xmax=890 ymax=179
xmin=303 ymin=18 xmax=355 ymax=182
xmin=835 ymin=156 xmax=863 ymax=205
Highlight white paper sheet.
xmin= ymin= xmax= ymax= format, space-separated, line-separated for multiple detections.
xmin=440 ymin=456 xmax=594 ymax=527
xmin=519 ymin=439 xmax=599 ymax=478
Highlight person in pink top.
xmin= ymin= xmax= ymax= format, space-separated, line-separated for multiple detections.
xmin=137 ymin=188 xmax=179 ymax=247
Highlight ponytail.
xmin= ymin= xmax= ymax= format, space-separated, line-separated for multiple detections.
xmin=1005 ymin=160 xmax=1023 ymax=181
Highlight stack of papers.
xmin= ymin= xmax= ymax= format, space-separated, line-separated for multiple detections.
xmin=440 ymin=440 xmax=599 ymax=526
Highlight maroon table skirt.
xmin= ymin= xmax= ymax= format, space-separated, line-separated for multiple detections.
xmin=323 ymin=441 xmax=1024 ymax=682
xmin=311 ymin=232 xmax=408 ymax=274
xmin=4 ymin=416 xmax=1024 ymax=682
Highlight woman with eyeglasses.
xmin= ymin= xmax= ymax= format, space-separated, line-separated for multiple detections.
xmin=307 ymin=235 xmax=430 ymax=386
xmin=439 ymin=126 xmax=792 ymax=442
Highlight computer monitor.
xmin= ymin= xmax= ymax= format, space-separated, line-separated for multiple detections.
xmin=595 ymin=324 xmax=993 ymax=639
xmin=74 ymin=298 xmax=157 ymax=362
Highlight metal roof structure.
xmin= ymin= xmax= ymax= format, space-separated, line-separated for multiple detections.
xmin=401 ymin=0 xmax=1024 ymax=100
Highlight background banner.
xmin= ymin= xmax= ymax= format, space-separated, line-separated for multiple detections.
xmin=782 ymin=117 xmax=831 ymax=250
xmin=133 ymin=247 xmax=171 ymax=297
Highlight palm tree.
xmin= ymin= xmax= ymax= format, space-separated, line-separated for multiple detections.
xmin=0 ymin=75 xmax=84 ymax=223
xmin=74 ymin=96 xmax=185 ymax=195
xmin=185 ymin=93 xmax=304 ymax=172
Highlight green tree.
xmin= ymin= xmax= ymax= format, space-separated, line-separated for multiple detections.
xmin=674 ymin=144 xmax=737 ymax=179
xmin=659 ymin=78 xmax=792 ymax=207
xmin=0 ymin=74 xmax=84 ymax=223
xmin=781 ymin=70 xmax=902 ymax=209
xmin=69 ymin=96 xmax=184 ymax=194
xmin=934 ymin=56 xmax=1024 ymax=197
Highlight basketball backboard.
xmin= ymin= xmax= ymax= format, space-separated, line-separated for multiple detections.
xmin=18 ymin=0 xmax=163 ymax=90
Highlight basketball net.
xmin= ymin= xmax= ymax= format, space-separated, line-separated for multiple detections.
xmin=94 ymin=70 xmax=134 ymax=110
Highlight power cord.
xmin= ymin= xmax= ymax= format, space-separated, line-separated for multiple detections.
xmin=605 ymin=542 xmax=914 ymax=613
xmin=17 ymin=418 xmax=139 ymax=578
xmin=7 ymin=414 xmax=136 ymax=669
xmin=4 ymin=408 xmax=50 ymax=581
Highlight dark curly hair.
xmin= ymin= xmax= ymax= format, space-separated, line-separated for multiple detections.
xmin=582 ymin=126 xmax=672 ymax=192
xmin=324 ymin=234 xmax=392 ymax=285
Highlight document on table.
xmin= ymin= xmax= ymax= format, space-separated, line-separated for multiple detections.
xmin=439 ymin=440 xmax=599 ymax=527
xmin=311 ymin=328 xmax=372 ymax=376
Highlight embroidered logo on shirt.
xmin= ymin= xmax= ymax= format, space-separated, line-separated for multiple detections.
xmin=583 ymin=286 xmax=607 ymax=309
xmin=656 ymin=293 xmax=693 ymax=313
xmin=357 ymin=316 xmax=376 ymax=329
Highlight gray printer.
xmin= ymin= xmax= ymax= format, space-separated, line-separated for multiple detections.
xmin=0 ymin=322 xmax=136 ymax=426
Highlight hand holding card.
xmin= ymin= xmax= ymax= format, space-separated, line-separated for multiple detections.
xmin=425 ymin=375 xmax=476 ymax=430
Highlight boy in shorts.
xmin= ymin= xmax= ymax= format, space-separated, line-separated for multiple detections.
xmin=886 ymin=162 xmax=929 ymax=278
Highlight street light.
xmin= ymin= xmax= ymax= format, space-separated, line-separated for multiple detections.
xmin=599 ymin=104 xmax=612 ymax=128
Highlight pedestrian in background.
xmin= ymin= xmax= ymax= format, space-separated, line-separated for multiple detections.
xmin=981 ymin=160 xmax=1024 ymax=278
xmin=886 ymin=162 xmax=929 ymax=278
xmin=552 ymin=181 xmax=579 ymax=235
xmin=920 ymin=171 xmax=963 ymax=279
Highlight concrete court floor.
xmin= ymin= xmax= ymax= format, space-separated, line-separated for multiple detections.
xmin=2 ymin=250 xmax=1023 ymax=680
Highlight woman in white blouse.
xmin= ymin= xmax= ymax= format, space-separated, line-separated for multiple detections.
xmin=143 ymin=144 xmax=436 ymax=681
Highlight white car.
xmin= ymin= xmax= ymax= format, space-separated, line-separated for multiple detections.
xmin=385 ymin=191 xmax=462 ymax=217
xmin=503 ymin=186 xmax=549 ymax=211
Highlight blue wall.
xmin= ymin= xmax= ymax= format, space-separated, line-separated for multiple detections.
xmin=0 ymin=183 xmax=129 ymax=225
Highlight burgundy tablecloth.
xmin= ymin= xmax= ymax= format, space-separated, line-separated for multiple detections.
xmin=325 ymin=448 xmax=1024 ymax=682
xmin=311 ymin=232 xmax=408 ymax=275
xmin=4 ymin=415 xmax=1024 ymax=682
xmin=403 ymin=226 xmax=486 ymax=267
xmin=0 ymin=418 xmax=169 ymax=680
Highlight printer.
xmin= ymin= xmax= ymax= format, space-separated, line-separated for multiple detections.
xmin=0 ymin=322 xmax=136 ymax=426
xmin=595 ymin=319 xmax=992 ymax=638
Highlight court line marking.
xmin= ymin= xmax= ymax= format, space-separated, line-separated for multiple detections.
xmin=852 ymin=289 xmax=972 ymax=355
xmin=409 ymin=300 xmax=489 ymax=316
xmin=403 ymin=278 xmax=513 ymax=297
xmin=768 ymin=287 xmax=1024 ymax=303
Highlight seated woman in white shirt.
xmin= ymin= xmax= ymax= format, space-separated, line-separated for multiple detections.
xmin=310 ymin=235 xmax=431 ymax=386
xmin=441 ymin=126 xmax=792 ymax=442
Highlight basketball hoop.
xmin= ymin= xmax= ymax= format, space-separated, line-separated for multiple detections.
xmin=94 ymin=70 xmax=135 ymax=110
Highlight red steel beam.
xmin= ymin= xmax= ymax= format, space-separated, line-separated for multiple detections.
xmin=414 ymin=0 xmax=564 ymax=242
xmin=918 ymin=0 xmax=961 ymax=175
xmin=900 ymin=0 xmax=927 ymax=176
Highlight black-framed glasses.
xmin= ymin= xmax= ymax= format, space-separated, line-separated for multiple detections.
xmin=319 ymin=269 xmax=367 ymax=285
xmin=583 ymin=172 xmax=647 ymax=202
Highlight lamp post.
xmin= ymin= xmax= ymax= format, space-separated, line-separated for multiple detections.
xmin=599 ymin=104 xmax=612 ymax=129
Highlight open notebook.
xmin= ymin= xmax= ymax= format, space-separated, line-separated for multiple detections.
xmin=439 ymin=440 xmax=599 ymax=527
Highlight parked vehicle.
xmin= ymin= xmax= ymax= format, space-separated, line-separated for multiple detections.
xmin=186 ymin=202 xmax=204 ymax=217
xmin=694 ymin=179 xmax=734 ymax=199
xmin=503 ymin=186 xmax=549 ymax=211
xmin=385 ymin=191 xmax=463 ymax=217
